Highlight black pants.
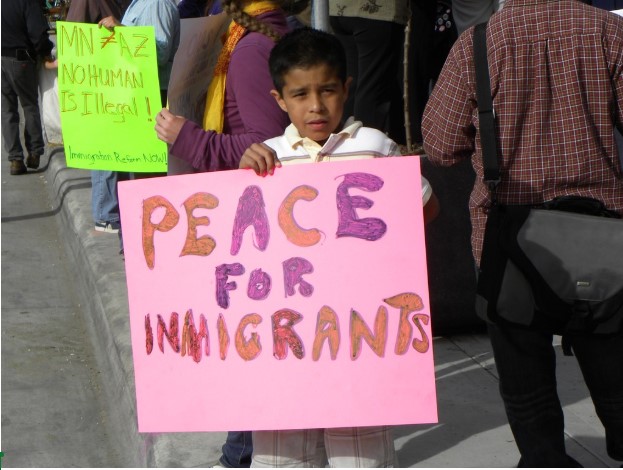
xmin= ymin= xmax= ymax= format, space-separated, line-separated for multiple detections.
xmin=329 ymin=16 xmax=405 ymax=143
xmin=487 ymin=322 xmax=623 ymax=466
xmin=1 ymin=56 xmax=45 ymax=160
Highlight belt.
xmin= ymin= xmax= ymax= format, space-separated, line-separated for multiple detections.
xmin=1 ymin=48 xmax=34 ymax=59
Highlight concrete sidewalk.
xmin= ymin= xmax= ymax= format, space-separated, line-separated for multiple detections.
xmin=42 ymin=147 xmax=620 ymax=467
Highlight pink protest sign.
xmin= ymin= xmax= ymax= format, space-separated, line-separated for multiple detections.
xmin=119 ymin=156 xmax=438 ymax=432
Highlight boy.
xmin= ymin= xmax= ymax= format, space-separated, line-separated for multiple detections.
xmin=240 ymin=27 xmax=438 ymax=224
xmin=239 ymin=27 xmax=437 ymax=468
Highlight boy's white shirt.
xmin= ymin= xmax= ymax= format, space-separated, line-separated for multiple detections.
xmin=264 ymin=117 xmax=433 ymax=204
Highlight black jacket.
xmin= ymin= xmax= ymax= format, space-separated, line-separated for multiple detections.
xmin=1 ymin=0 xmax=53 ymax=58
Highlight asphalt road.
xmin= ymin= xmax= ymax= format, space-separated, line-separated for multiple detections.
xmin=1 ymin=145 xmax=119 ymax=467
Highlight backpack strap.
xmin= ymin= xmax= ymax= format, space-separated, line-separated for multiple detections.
xmin=473 ymin=22 xmax=500 ymax=197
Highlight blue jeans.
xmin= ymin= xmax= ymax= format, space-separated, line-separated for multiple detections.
xmin=219 ymin=431 xmax=252 ymax=467
xmin=487 ymin=323 xmax=623 ymax=466
xmin=91 ymin=170 xmax=122 ymax=224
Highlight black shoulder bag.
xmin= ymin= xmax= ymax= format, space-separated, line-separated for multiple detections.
xmin=472 ymin=22 xmax=623 ymax=342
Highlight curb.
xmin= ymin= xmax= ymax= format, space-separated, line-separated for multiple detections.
xmin=44 ymin=148 xmax=225 ymax=467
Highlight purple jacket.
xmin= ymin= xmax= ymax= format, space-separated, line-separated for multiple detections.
xmin=171 ymin=10 xmax=290 ymax=172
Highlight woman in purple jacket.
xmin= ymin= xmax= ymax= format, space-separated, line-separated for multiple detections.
xmin=155 ymin=0 xmax=291 ymax=173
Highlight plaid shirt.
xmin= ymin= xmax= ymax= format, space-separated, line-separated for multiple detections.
xmin=422 ymin=0 xmax=623 ymax=264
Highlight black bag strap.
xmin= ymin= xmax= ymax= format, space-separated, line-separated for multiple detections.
xmin=473 ymin=22 xmax=500 ymax=196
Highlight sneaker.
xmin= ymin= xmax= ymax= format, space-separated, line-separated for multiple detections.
xmin=26 ymin=154 xmax=40 ymax=169
xmin=95 ymin=221 xmax=121 ymax=233
xmin=10 ymin=160 xmax=27 ymax=175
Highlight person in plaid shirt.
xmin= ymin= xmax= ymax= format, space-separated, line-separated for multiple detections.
xmin=422 ymin=0 xmax=623 ymax=466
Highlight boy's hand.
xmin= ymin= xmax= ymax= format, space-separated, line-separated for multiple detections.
xmin=155 ymin=108 xmax=186 ymax=145
xmin=239 ymin=143 xmax=281 ymax=176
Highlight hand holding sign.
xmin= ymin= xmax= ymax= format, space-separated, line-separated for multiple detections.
xmin=155 ymin=108 xmax=187 ymax=145
xmin=239 ymin=142 xmax=282 ymax=176
xmin=98 ymin=15 xmax=122 ymax=30
xmin=44 ymin=58 xmax=58 ymax=70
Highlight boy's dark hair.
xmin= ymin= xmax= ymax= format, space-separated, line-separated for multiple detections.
xmin=269 ymin=27 xmax=347 ymax=93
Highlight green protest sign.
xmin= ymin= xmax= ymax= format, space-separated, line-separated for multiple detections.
xmin=57 ymin=21 xmax=167 ymax=172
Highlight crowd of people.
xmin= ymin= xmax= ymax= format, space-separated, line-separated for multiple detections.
xmin=2 ymin=0 xmax=622 ymax=467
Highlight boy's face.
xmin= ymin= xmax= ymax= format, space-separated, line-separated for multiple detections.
xmin=271 ymin=64 xmax=350 ymax=145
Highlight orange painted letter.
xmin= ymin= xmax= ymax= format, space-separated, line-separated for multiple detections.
xmin=143 ymin=195 xmax=180 ymax=270
xmin=278 ymin=185 xmax=321 ymax=247
xmin=217 ymin=313 xmax=230 ymax=360
xmin=384 ymin=292 xmax=424 ymax=355
xmin=312 ymin=306 xmax=340 ymax=361
xmin=412 ymin=314 xmax=430 ymax=353
xmin=350 ymin=306 xmax=388 ymax=360
xmin=180 ymin=192 xmax=218 ymax=257
xmin=235 ymin=313 xmax=262 ymax=361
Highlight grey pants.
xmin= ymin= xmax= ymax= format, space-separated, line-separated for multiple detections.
xmin=1 ymin=56 xmax=45 ymax=161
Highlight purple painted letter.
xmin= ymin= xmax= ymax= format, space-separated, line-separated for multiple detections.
xmin=231 ymin=185 xmax=270 ymax=255
xmin=283 ymin=257 xmax=314 ymax=298
xmin=216 ymin=263 xmax=245 ymax=309
xmin=247 ymin=268 xmax=272 ymax=300
xmin=336 ymin=172 xmax=386 ymax=241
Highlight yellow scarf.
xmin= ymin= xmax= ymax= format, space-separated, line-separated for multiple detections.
xmin=203 ymin=1 xmax=280 ymax=132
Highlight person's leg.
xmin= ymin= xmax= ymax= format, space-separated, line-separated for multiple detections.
xmin=218 ymin=431 xmax=253 ymax=467
xmin=347 ymin=17 xmax=404 ymax=136
xmin=408 ymin=0 xmax=437 ymax=146
xmin=324 ymin=426 xmax=395 ymax=468
xmin=328 ymin=16 xmax=358 ymax=121
xmin=251 ymin=429 xmax=321 ymax=468
xmin=11 ymin=57 xmax=45 ymax=161
xmin=91 ymin=170 xmax=121 ymax=231
xmin=1 ymin=58 xmax=25 ymax=161
xmin=487 ymin=322 xmax=575 ymax=467
xmin=569 ymin=332 xmax=623 ymax=462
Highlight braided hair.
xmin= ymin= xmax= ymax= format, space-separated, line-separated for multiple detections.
xmin=221 ymin=0 xmax=282 ymax=41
